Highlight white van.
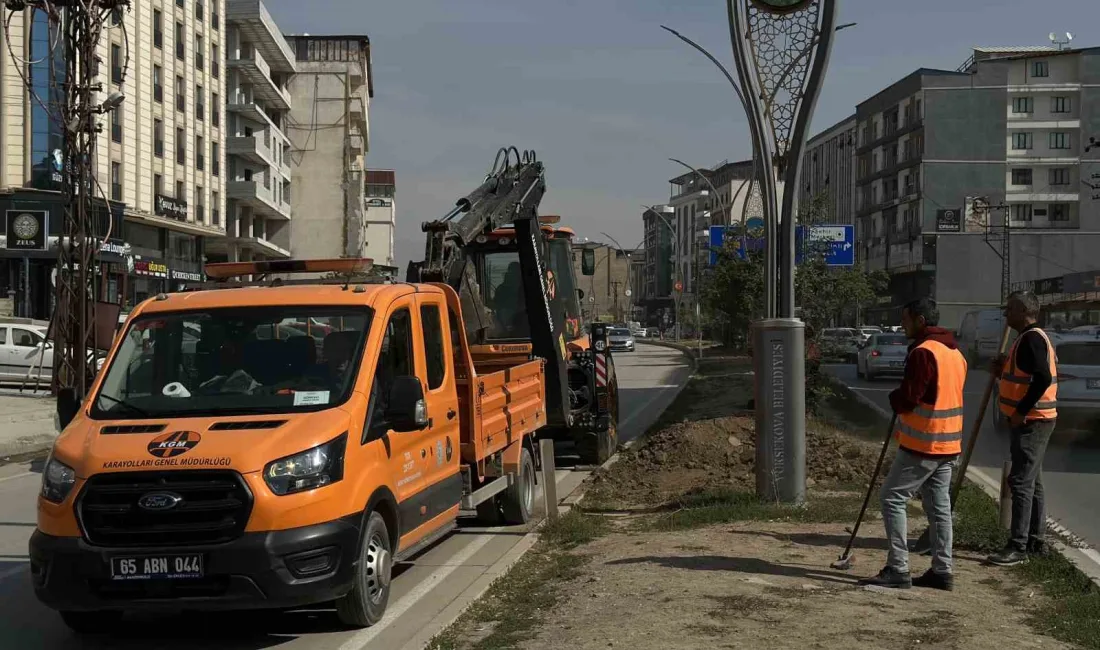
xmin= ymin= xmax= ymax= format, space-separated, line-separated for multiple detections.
xmin=957 ymin=309 xmax=1007 ymax=364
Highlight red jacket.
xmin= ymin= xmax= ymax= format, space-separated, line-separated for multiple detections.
xmin=889 ymin=326 xmax=960 ymax=415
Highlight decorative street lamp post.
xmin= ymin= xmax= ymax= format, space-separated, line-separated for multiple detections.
xmin=728 ymin=0 xmax=839 ymax=504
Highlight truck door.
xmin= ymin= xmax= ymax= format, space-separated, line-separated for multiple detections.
xmin=369 ymin=304 xmax=433 ymax=533
xmin=415 ymin=294 xmax=463 ymax=523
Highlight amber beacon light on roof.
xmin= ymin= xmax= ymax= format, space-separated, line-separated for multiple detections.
xmin=203 ymin=258 xmax=375 ymax=280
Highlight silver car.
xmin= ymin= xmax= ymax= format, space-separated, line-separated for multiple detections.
xmin=608 ymin=327 xmax=635 ymax=352
xmin=856 ymin=332 xmax=909 ymax=380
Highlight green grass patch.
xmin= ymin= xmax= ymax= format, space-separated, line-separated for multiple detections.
xmin=426 ymin=511 xmax=608 ymax=650
xmin=953 ymin=482 xmax=1100 ymax=649
xmin=646 ymin=487 xmax=864 ymax=531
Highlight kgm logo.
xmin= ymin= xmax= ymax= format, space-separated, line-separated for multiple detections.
xmin=148 ymin=431 xmax=202 ymax=458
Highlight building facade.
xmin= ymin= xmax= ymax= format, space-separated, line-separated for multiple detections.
xmin=212 ymin=0 xmax=296 ymax=265
xmin=363 ymin=168 xmax=396 ymax=268
xmin=572 ymin=241 xmax=632 ymax=323
xmin=1 ymin=1 xmax=227 ymax=318
xmin=640 ymin=205 xmax=674 ymax=326
xmin=801 ymin=114 xmax=857 ymax=225
xmin=855 ymin=46 xmax=1100 ymax=327
xmin=283 ymin=34 xmax=372 ymax=262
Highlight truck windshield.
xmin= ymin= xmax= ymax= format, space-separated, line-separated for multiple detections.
xmin=483 ymin=251 xmax=532 ymax=340
xmin=91 ymin=307 xmax=373 ymax=419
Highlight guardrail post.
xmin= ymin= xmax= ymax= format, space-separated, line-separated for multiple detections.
xmin=539 ymin=439 xmax=558 ymax=521
xmin=999 ymin=461 xmax=1012 ymax=530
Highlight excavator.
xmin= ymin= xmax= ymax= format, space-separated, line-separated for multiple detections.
xmin=407 ymin=147 xmax=619 ymax=469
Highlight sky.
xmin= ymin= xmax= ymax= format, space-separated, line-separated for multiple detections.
xmin=265 ymin=0 xmax=1099 ymax=268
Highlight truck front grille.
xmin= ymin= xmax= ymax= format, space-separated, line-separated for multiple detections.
xmin=77 ymin=471 xmax=253 ymax=547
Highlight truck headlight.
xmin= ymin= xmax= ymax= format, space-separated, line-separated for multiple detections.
xmin=264 ymin=433 xmax=347 ymax=496
xmin=41 ymin=454 xmax=76 ymax=504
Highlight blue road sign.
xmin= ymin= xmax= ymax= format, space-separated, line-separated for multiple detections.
xmin=709 ymin=225 xmax=725 ymax=266
xmin=795 ymin=224 xmax=855 ymax=266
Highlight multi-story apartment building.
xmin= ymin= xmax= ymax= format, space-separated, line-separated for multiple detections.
xmin=363 ymin=168 xmax=396 ymax=269
xmin=283 ymin=34 xmax=373 ymax=263
xmin=641 ymin=205 xmax=674 ymax=326
xmin=855 ymin=46 xmax=1100 ymax=327
xmin=800 ymin=114 xmax=858 ymax=225
xmin=211 ymin=0 xmax=296 ymax=265
xmin=0 ymin=1 xmax=226 ymax=318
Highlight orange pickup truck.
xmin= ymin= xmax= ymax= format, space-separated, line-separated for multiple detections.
xmin=30 ymin=260 xmax=547 ymax=633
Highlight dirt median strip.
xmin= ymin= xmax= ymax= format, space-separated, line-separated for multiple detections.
xmin=426 ymin=352 xmax=1100 ymax=650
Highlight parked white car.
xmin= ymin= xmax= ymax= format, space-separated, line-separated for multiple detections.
xmin=856 ymin=326 xmax=882 ymax=344
xmin=0 ymin=324 xmax=105 ymax=382
xmin=856 ymin=332 xmax=909 ymax=380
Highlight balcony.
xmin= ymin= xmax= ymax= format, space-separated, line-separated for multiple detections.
xmin=227 ymin=134 xmax=277 ymax=169
xmin=349 ymin=95 xmax=367 ymax=133
xmin=225 ymin=0 xmax=297 ymax=74
xmin=228 ymin=46 xmax=292 ymax=110
xmin=227 ymin=180 xmax=291 ymax=220
xmin=349 ymin=127 xmax=364 ymax=157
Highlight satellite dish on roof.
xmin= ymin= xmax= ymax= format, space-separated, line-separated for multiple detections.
xmin=1066 ymin=32 xmax=1074 ymax=41
xmin=1049 ymin=32 xmax=1056 ymax=41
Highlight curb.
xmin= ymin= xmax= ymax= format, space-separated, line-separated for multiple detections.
xmin=407 ymin=342 xmax=696 ymax=650
xmin=845 ymin=384 xmax=1100 ymax=586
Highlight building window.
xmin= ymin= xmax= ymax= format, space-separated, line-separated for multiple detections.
xmin=110 ymin=161 xmax=121 ymax=201
xmin=1032 ymin=60 xmax=1049 ymax=77
xmin=195 ymin=34 xmax=204 ymax=70
xmin=110 ymin=104 xmax=122 ymax=143
xmin=195 ymin=84 xmax=204 ymax=120
xmin=175 ymin=75 xmax=185 ymax=112
xmin=211 ymin=141 xmax=219 ymax=176
xmin=153 ymin=9 xmax=163 ymax=48
xmin=110 ymin=43 xmax=122 ymax=84
xmin=196 ymin=135 xmax=204 ymax=171
xmin=211 ymin=92 xmax=219 ymax=127
xmin=1051 ymin=96 xmax=1070 ymax=113
xmin=176 ymin=180 xmax=185 ymax=200
xmin=1011 ymin=204 xmax=1032 ymax=222
xmin=1011 ymin=96 xmax=1032 ymax=113
xmin=154 ymin=119 xmax=164 ymax=157
xmin=1050 ymin=203 xmax=1070 ymax=221
xmin=1012 ymin=132 xmax=1032 ymax=150
xmin=211 ymin=44 xmax=219 ymax=79
xmin=176 ymin=0 xmax=184 ymax=7
xmin=176 ymin=127 xmax=185 ymax=164
xmin=196 ymin=186 xmax=204 ymax=222
xmin=212 ymin=190 xmax=220 ymax=225
xmin=195 ymin=1 xmax=203 ymax=21
xmin=1049 ymin=168 xmax=1070 ymax=186
xmin=1049 ymin=132 xmax=1070 ymax=149
xmin=153 ymin=64 xmax=163 ymax=102
xmin=175 ymin=22 xmax=184 ymax=60
xmin=154 ymin=173 xmax=163 ymax=196
xmin=1011 ymin=168 xmax=1032 ymax=185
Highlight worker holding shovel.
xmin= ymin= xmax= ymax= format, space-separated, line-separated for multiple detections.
xmin=858 ymin=299 xmax=967 ymax=591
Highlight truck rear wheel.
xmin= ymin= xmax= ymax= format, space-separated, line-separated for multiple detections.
xmin=576 ymin=425 xmax=615 ymax=465
xmin=336 ymin=511 xmax=393 ymax=628
xmin=60 ymin=610 xmax=122 ymax=634
xmin=499 ymin=447 xmax=535 ymax=525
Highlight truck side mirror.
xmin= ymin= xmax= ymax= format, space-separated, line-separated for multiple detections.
xmin=386 ymin=376 xmax=429 ymax=432
xmin=581 ymin=249 xmax=595 ymax=276
xmin=57 ymin=388 xmax=80 ymax=431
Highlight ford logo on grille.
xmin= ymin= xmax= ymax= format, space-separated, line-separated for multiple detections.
xmin=137 ymin=492 xmax=183 ymax=511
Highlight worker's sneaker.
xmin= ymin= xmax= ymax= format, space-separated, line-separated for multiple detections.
xmin=986 ymin=546 xmax=1028 ymax=566
xmin=912 ymin=569 xmax=954 ymax=591
xmin=857 ymin=566 xmax=912 ymax=589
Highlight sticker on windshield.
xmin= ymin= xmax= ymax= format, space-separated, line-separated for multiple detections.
xmin=293 ymin=391 xmax=330 ymax=406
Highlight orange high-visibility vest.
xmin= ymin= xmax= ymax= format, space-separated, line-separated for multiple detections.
xmin=998 ymin=328 xmax=1058 ymax=421
xmin=894 ymin=340 xmax=967 ymax=455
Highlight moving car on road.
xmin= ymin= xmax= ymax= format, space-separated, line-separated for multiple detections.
xmin=29 ymin=258 xmax=574 ymax=634
xmin=856 ymin=332 xmax=909 ymax=380
xmin=608 ymin=327 xmax=635 ymax=352
xmin=958 ymin=308 xmax=1006 ymax=364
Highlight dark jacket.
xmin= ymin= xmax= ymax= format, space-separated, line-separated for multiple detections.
xmin=1010 ymin=323 xmax=1054 ymax=416
xmin=889 ymin=326 xmax=959 ymax=415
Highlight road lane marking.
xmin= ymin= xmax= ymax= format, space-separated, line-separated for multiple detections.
xmin=0 ymin=471 xmax=34 ymax=484
xmin=0 ymin=563 xmax=28 ymax=582
xmin=338 ymin=533 xmax=496 ymax=650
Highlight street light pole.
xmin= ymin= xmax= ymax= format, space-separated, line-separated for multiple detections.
xmin=728 ymin=0 xmax=840 ymax=505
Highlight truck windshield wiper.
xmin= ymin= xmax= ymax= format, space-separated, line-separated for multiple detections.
xmin=96 ymin=393 xmax=151 ymax=417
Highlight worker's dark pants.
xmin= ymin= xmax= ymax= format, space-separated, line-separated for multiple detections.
xmin=1007 ymin=419 xmax=1055 ymax=551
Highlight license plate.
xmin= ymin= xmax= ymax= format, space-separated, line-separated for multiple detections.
xmin=1087 ymin=379 xmax=1100 ymax=390
xmin=110 ymin=554 xmax=203 ymax=581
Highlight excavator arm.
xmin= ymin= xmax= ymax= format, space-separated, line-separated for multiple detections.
xmin=407 ymin=147 xmax=573 ymax=427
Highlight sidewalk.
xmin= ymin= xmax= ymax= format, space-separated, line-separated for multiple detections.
xmin=428 ymin=352 xmax=1100 ymax=650
xmin=0 ymin=393 xmax=56 ymax=459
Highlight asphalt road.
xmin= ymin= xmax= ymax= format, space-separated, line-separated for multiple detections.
xmin=824 ymin=363 xmax=1100 ymax=553
xmin=0 ymin=344 xmax=692 ymax=649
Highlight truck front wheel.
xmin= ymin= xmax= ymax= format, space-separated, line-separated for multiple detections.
xmin=499 ymin=446 xmax=535 ymax=525
xmin=336 ymin=510 xmax=393 ymax=627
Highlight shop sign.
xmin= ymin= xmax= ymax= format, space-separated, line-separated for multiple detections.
xmin=154 ymin=194 xmax=188 ymax=220
xmin=935 ymin=208 xmax=961 ymax=233
xmin=4 ymin=210 xmax=48 ymax=250
xmin=366 ymin=198 xmax=393 ymax=208
xmin=50 ymin=149 xmax=63 ymax=184
xmin=1062 ymin=270 xmax=1100 ymax=294
xmin=99 ymin=240 xmax=131 ymax=256
xmin=170 ymin=269 xmax=203 ymax=282
xmin=132 ymin=259 xmax=169 ymax=278
xmin=1034 ymin=276 xmax=1063 ymax=295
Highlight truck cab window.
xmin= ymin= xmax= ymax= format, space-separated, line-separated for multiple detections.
xmin=375 ymin=308 xmax=415 ymax=412
xmin=421 ymin=304 xmax=446 ymax=389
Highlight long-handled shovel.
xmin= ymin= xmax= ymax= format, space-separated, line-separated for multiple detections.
xmin=910 ymin=326 xmax=1013 ymax=554
xmin=831 ymin=414 xmax=897 ymax=570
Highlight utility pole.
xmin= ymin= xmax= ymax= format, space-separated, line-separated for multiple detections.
xmin=611 ymin=280 xmax=621 ymax=322
xmin=976 ymin=198 xmax=1011 ymax=302
xmin=5 ymin=0 xmax=130 ymax=398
